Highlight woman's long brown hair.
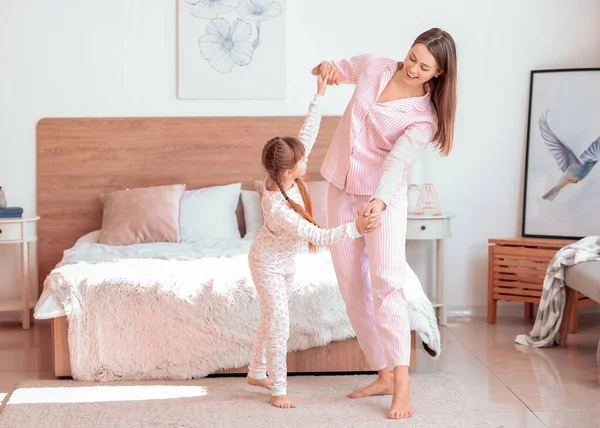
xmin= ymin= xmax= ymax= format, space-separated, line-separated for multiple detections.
xmin=262 ymin=136 xmax=319 ymax=253
xmin=413 ymin=28 xmax=458 ymax=157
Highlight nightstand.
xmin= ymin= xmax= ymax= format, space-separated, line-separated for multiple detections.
xmin=407 ymin=213 xmax=453 ymax=325
xmin=0 ymin=216 xmax=40 ymax=329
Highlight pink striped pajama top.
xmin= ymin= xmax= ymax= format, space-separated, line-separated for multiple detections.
xmin=321 ymin=53 xmax=438 ymax=205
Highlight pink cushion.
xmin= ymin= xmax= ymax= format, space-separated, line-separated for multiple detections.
xmin=98 ymin=184 xmax=186 ymax=246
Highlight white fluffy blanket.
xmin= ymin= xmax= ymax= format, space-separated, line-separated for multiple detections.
xmin=44 ymin=242 xmax=440 ymax=381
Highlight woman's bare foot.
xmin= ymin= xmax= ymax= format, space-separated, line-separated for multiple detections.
xmin=388 ymin=366 xmax=412 ymax=419
xmin=246 ymin=376 xmax=271 ymax=390
xmin=347 ymin=370 xmax=394 ymax=398
xmin=269 ymin=395 xmax=296 ymax=408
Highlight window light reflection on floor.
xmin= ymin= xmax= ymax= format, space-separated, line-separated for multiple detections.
xmin=7 ymin=384 xmax=209 ymax=404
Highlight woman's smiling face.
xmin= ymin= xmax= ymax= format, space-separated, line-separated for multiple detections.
xmin=402 ymin=43 xmax=440 ymax=87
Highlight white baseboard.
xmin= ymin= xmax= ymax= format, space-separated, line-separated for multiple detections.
xmin=447 ymin=302 xmax=600 ymax=318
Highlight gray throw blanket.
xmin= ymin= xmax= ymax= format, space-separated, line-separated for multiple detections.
xmin=515 ymin=235 xmax=600 ymax=347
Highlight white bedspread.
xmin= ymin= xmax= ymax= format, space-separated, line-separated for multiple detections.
xmin=34 ymin=233 xmax=259 ymax=319
xmin=35 ymin=232 xmax=440 ymax=382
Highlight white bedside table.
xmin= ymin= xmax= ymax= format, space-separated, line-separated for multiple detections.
xmin=0 ymin=216 xmax=40 ymax=329
xmin=407 ymin=213 xmax=453 ymax=326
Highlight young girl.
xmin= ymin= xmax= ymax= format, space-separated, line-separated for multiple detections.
xmin=246 ymin=75 xmax=379 ymax=409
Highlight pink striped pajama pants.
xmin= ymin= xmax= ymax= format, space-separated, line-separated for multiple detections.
xmin=326 ymin=183 xmax=411 ymax=371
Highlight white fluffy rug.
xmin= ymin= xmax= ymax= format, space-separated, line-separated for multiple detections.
xmin=0 ymin=374 xmax=493 ymax=427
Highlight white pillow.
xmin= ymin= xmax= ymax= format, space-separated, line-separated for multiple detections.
xmin=75 ymin=230 xmax=101 ymax=245
xmin=241 ymin=189 xmax=263 ymax=240
xmin=180 ymin=183 xmax=242 ymax=241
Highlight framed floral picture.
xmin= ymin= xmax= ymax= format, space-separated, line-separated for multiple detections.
xmin=177 ymin=0 xmax=286 ymax=99
xmin=522 ymin=68 xmax=600 ymax=239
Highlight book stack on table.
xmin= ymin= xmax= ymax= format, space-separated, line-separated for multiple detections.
xmin=0 ymin=207 xmax=23 ymax=218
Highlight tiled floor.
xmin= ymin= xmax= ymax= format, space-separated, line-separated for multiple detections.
xmin=1 ymin=315 xmax=598 ymax=427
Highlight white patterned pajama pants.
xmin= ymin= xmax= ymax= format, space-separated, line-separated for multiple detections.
xmin=326 ymin=183 xmax=411 ymax=371
xmin=248 ymin=259 xmax=294 ymax=397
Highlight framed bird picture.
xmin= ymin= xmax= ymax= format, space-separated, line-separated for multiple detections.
xmin=522 ymin=68 xmax=600 ymax=239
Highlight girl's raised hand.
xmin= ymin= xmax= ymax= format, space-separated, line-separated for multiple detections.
xmin=317 ymin=75 xmax=327 ymax=95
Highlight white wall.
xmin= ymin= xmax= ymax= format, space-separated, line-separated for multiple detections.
xmin=1 ymin=0 xmax=600 ymax=319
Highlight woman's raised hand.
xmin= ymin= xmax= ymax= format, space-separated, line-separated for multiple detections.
xmin=311 ymin=61 xmax=339 ymax=86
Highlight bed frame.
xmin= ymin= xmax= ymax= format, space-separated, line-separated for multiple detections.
xmin=37 ymin=115 xmax=416 ymax=378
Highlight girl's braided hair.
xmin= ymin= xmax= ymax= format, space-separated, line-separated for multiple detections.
xmin=262 ymin=136 xmax=319 ymax=254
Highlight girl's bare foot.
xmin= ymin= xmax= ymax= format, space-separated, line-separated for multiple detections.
xmin=269 ymin=395 xmax=296 ymax=408
xmin=347 ymin=370 xmax=393 ymax=398
xmin=247 ymin=376 xmax=271 ymax=390
xmin=388 ymin=366 xmax=412 ymax=419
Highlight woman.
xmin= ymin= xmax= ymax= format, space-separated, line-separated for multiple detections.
xmin=312 ymin=28 xmax=457 ymax=420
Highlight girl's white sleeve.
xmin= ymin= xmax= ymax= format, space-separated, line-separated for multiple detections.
xmin=275 ymin=204 xmax=361 ymax=246
xmin=297 ymin=94 xmax=324 ymax=157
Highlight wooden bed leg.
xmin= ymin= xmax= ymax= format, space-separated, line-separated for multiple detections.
xmin=52 ymin=317 xmax=72 ymax=377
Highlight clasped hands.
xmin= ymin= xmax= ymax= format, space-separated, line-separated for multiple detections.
xmin=311 ymin=61 xmax=340 ymax=86
xmin=358 ymin=198 xmax=386 ymax=235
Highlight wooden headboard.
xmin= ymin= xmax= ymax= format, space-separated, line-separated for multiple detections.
xmin=36 ymin=116 xmax=340 ymax=292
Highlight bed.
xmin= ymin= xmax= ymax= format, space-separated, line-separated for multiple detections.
xmin=34 ymin=115 xmax=421 ymax=381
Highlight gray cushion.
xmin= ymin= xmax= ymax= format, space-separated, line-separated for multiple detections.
xmin=565 ymin=261 xmax=600 ymax=303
